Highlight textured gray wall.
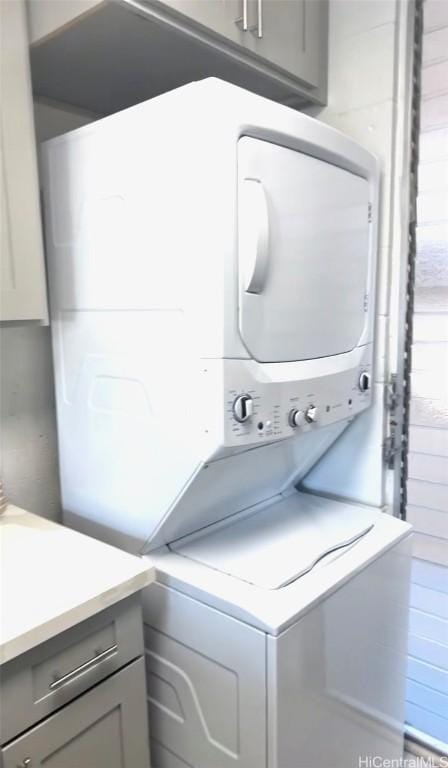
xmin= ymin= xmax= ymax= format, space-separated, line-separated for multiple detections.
xmin=1 ymin=324 xmax=60 ymax=519
xmin=0 ymin=100 xmax=97 ymax=520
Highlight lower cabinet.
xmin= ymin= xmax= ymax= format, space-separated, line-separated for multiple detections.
xmin=1 ymin=657 xmax=150 ymax=768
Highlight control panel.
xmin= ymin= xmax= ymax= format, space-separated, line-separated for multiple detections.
xmin=223 ymin=346 xmax=373 ymax=447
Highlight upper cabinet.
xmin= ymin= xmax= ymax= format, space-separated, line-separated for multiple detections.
xmin=161 ymin=0 xmax=326 ymax=89
xmin=27 ymin=0 xmax=328 ymax=115
xmin=157 ymin=0 xmax=250 ymax=46
xmin=1 ymin=0 xmax=48 ymax=323
xmin=254 ymin=0 xmax=325 ymax=89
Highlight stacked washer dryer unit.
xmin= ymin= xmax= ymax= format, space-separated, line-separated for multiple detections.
xmin=43 ymin=79 xmax=411 ymax=768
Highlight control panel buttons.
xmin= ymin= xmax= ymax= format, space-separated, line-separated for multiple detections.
xmin=233 ymin=394 xmax=253 ymax=423
xmin=358 ymin=371 xmax=371 ymax=392
xmin=305 ymin=405 xmax=318 ymax=424
xmin=288 ymin=408 xmax=305 ymax=428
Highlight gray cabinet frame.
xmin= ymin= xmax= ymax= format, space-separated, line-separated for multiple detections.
xmin=0 ymin=595 xmax=143 ymax=744
xmin=1 ymin=657 xmax=150 ymax=768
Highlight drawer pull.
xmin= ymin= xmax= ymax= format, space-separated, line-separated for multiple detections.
xmin=49 ymin=644 xmax=118 ymax=690
xmin=17 ymin=759 xmax=32 ymax=767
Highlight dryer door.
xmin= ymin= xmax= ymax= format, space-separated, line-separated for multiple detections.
xmin=237 ymin=137 xmax=371 ymax=363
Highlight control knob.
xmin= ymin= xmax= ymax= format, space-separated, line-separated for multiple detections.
xmin=305 ymin=405 xmax=318 ymax=424
xmin=358 ymin=371 xmax=371 ymax=392
xmin=288 ymin=408 xmax=305 ymax=428
xmin=233 ymin=394 xmax=253 ymax=423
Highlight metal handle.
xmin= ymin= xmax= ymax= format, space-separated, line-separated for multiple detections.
xmin=17 ymin=760 xmax=32 ymax=768
xmin=235 ymin=0 xmax=248 ymax=30
xmin=49 ymin=644 xmax=118 ymax=691
xmin=257 ymin=0 xmax=263 ymax=38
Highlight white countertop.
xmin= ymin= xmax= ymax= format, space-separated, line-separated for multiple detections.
xmin=0 ymin=505 xmax=155 ymax=664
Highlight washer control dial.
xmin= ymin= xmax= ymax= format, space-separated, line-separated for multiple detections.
xmin=233 ymin=394 xmax=253 ymax=423
xmin=305 ymin=405 xmax=318 ymax=424
xmin=358 ymin=371 xmax=371 ymax=392
xmin=289 ymin=408 xmax=305 ymax=428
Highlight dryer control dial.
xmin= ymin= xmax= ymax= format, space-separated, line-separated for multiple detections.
xmin=233 ymin=394 xmax=253 ymax=423
xmin=305 ymin=405 xmax=318 ymax=424
xmin=289 ymin=409 xmax=305 ymax=428
xmin=358 ymin=371 xmax=371 ymax=392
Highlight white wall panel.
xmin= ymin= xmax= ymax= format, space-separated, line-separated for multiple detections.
xmin=407 ymin=656 xmax=448 ymax=692
xmin=417 ymin=189 xmax=448 ymax=223
xmin=412 ymin=314 xmax=448 ymax=342
xmin=420 ymin=93 xmax=448 ymax=131
xmin=408 ymin=632 xmax=448 ymax=670
xmin=412 ymin=341 xmax=448 ymax=372
xmin=412 ymin=533 xmax=448 ymax=567
xmin=424 ymin=1 xmax=448 ymax=32
xmin=409 ymin=397 xmax=448 ymax=429
xmin=411 ymin=558 xmax=448 ymax=592
xmin=418 ymin=158 xmax=448 ymax=190
xmin=410 ymin=584 xmax=448 ymax=619
xmin=419 ymin=127 xmax=448 ymax=162
xmin=328 ymin=0 xmax=396 ymax=39
xmin=407 ymin=679 xmax=448 ymax=717
xmin=407 ymin=479 xmax=448 ymax=512
xmin=422 ymin=60 xmax=448 ymax=98
xmin=409 ymin=426 xmax=448 ymax=456
xmin=407 ymin=505 xmax=448 ymax=539
xmin=409 ymin=609 xmax=448 ymax=645
xmin=411 ymin=370 xmax=448 ymax=401
xmin=422 ymin=26 xmax=448 ymax=65
xmin=328 ymin=23 xmax=396 ymax=113
xmin=408 ymin=453 xmax=448 ymax=484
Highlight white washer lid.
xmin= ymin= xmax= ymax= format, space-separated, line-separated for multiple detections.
xmin=170 ymin=492 xmax=376 ymax=590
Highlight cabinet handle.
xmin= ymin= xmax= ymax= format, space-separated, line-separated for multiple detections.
xmin=49 ymin=644 xmax=118 ymax=691
xmin=17 ymin=759 xmax=32 ymax=767
xmin=235 ymin=0 xmax=248 ymax=30
xmin=257 ymin=0 xmax=263 ymax=38
xmin=235 ymin=0 xmax=257 ymax=32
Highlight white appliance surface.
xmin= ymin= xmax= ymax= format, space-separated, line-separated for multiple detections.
xmin=238 ymin=137 xmax=371 ymax=363
xmin=149 ymin=503 xmax=411 ymax=635
xmin=144 ymin=521 xmax=412 ymax=768
xmin=42 ymin=78 xmax=379 ymax=554
xmin=40 ymin=78 xmax=411 ymax=768
xmin=143 ymin=420 xmax=347 ymax=552
xmin=171 ymin=492 xmax=376 ymax=589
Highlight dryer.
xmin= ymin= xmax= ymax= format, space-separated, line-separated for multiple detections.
xmin=42 ymin=78 xmax=411 ymax=768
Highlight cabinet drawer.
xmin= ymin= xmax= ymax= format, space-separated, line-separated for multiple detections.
xmin=1 ymin=657 xmax=150 ymax=768
xmin=0 ymin=594 xmax=143 ymax=745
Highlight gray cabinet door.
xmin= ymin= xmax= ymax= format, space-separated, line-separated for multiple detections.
xmin=1 ymin=595 xmax=144 ymax=745
xmin=254 ymin=0 xmax=327 ymax=88
xmin=158 ymin=0 xmax=327 ymax=90
xmin=1 ymin=658 xmax=150 ymax=768
xmin=157 ymin=0 xmax=248 ymax=45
